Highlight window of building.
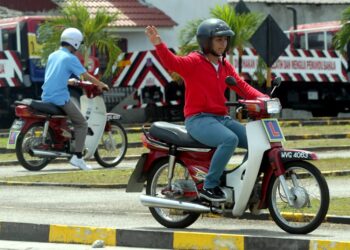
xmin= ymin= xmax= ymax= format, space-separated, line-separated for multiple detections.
xmin=1 ymin=28 xmax=17 ymax=50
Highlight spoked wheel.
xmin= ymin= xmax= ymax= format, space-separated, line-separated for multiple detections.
xmin=16 ymin=123 xmax=54 ymax=171
xmin=94 ymin=120 xmax=128 ymax=168
xmin=146 ymin=158 xmax=200 ymax=228
xmin=267 ymin=161 xmax=329 ymax=234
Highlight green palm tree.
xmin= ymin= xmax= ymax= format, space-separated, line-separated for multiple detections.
xmin=38 ymin=0 xmax=121 ymax=78
xmin=178 ymin=19 xmax=203 ymax=55
xmin=333 ymin=7 xmax=350 ymax=53
xmin=210 ymin=4 xmax=263 ymax=74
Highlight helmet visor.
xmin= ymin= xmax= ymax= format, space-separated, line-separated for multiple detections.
xmin=212 ymin=29 xmax=235 ymax=37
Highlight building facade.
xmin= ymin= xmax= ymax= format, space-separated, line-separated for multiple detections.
xmin=228 ymin=0 xmax=350 ymax=31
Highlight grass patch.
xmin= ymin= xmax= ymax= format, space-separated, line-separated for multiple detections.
xmin=4 ymin=161 xmax=349 ymax=184
xmin=309 ymin=158 xmax=350 ymax=172
xmin=0 ymin=168 xmax=134 ymax=185
xmin=282 ymin=125 xmax=350 ymax=135
xmin=0 ymin=132 xmax=141 ymax=148
xmin=328 ymin=197 xmax=350 ymax=216
xmin=284 ymin=139 xmax=350 ymax=148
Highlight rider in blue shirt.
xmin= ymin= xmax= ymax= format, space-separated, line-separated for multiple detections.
xmin=41 ymin=27 xmax=109 ymax=170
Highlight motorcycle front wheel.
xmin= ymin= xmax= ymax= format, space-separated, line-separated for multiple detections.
xmin=16 ymin=123 xmax=54 ymax=171
xmin=94 ymin=120 xmax=128 ymax=168
xmin=146 ymin=158 xmax=200 ymax=228
xmin=267 ymin=161 xmax=329 ymax=234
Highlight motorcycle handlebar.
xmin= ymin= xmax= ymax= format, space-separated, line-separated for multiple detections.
xmin=78 ymin=80 xmax=103 ymax=98
xmin=225 ymin=101 xmax=241 ymax=107
xmin=225 ymin=76 xmax=282 ymax=119
xmin=225 ymin=76 xmax=282 ymax=98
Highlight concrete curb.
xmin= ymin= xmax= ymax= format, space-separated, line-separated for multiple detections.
xmin=0 ymin=221 xmax=349 ymax=249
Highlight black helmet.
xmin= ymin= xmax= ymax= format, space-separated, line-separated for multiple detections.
xmin=196 ymin=18 xmax=235 ymax=55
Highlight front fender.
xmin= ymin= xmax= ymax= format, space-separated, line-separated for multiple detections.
xmin=258 ymin=148 xmax=318 ymax=209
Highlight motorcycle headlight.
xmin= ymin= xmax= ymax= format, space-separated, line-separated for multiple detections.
xmin=266 ymin=98 xmax=282 ymax=114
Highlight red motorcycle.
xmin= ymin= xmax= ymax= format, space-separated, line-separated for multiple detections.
xmin=127 ymin=77 xmax=329 ymax=234
xmin=7 ymin=80 xmax=128 ymax=171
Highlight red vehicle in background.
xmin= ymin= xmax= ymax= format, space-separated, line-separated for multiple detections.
xmin=237 ymin=20 xmax=350 ymax=117
xmin=288 ymin=21 xmax=340 ymax=50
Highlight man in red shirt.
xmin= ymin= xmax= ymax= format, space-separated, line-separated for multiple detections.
xmin=145 ymin=18 xmax=266 ymax=202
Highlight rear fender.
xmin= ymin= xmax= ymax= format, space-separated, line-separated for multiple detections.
xmin=126 ymin=151 xmax=169 ymax=192
xmin=126 ymin=153 xmax=149 ymax=192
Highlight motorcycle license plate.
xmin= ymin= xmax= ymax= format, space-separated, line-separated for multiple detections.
xmin=262 ymin=119 xmax=285 ymax=142
xmin=6 ymin=119 xmax=24 ymax=149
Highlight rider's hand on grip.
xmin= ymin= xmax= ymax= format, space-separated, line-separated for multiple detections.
xmin=99 ymin=83 xmax=110 ymax=92
xmin=225 ymin=76 xmax=236 ymax=86
xmin=68 ymin=78 xmax=80 ymax=87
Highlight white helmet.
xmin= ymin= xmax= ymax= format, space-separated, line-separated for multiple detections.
xmin=60 ymin=27 xmax=83 ymax=50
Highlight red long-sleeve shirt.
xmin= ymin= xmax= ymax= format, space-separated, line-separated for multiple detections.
xmin=155 ymin=42 xmax=266 ymax=118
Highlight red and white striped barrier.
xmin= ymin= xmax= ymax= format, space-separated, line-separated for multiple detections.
xmin=232 ymin=48 xmax=347 ymax=83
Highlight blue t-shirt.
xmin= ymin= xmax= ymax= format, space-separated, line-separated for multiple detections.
xmin=41 ymin=47 xmax=86 ymax=106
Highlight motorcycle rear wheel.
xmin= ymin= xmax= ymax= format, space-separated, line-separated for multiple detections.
xmin=267 ymin=161 xmax=329 ymax=234
xmin=146 ymin=158 xmax=200 ymax=228
xmin=16 ymin=123 xmax=54 ymax=171
xmin=94 ymin=120 xmax=128 ymax=168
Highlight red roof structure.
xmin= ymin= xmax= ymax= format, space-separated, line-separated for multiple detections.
xmin=0 ymin=0 xmax=58 ymax=12
xmin=78 ymin=0 xmax=177 ymax=28
xmin=0 ymin=0 xmax=176 ymax=28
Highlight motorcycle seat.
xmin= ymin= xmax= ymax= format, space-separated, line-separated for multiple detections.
xmin=149 ymin=121 xmax=211 ymax=149
xmin=15 ymin=99 xmax=66 ymax=116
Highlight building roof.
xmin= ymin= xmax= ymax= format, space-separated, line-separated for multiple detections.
xmin=229 ymin=0 xmax=350 ymax=4
xmin=0 ymin=0 xmax=58 ymax=12
xmin=74 ymin=0 xmax=177 ymax=28
xmin=0 ymin=0 xmax=177 ymax=28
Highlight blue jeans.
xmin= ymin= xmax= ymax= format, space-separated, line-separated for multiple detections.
xmin=185 ymin=113 xmax=248 ymax=189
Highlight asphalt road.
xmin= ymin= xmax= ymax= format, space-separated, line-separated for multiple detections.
xmin=0 ymin=185 xmax=350 ymax=243
xmin=0 ymin=153 xmax=349 ymax=247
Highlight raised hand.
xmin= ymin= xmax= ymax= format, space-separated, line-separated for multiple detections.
xmin=145 ymin=26 xmax=162 ymax=46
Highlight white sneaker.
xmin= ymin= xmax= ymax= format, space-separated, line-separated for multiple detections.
xmin=69 ymin=155 xmax=92 ymax=170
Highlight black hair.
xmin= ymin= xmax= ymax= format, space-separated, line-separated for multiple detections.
xmin=61 ymin=41 xmax=76 ymax=53
xmin=61 ymin=41 xmax=71 ymax=47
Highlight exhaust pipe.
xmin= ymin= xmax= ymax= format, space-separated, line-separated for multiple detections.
xmin=29 ymin=149 xmax=72 ymax=158
xmin=140 ymin=195 xmax=213 ymax=213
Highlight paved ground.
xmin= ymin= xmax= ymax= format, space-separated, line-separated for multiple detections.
xmin=0 ymin=240 xmax=153 ymax=250
xmin=0 ymin=150 xmax=349 ymax=249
